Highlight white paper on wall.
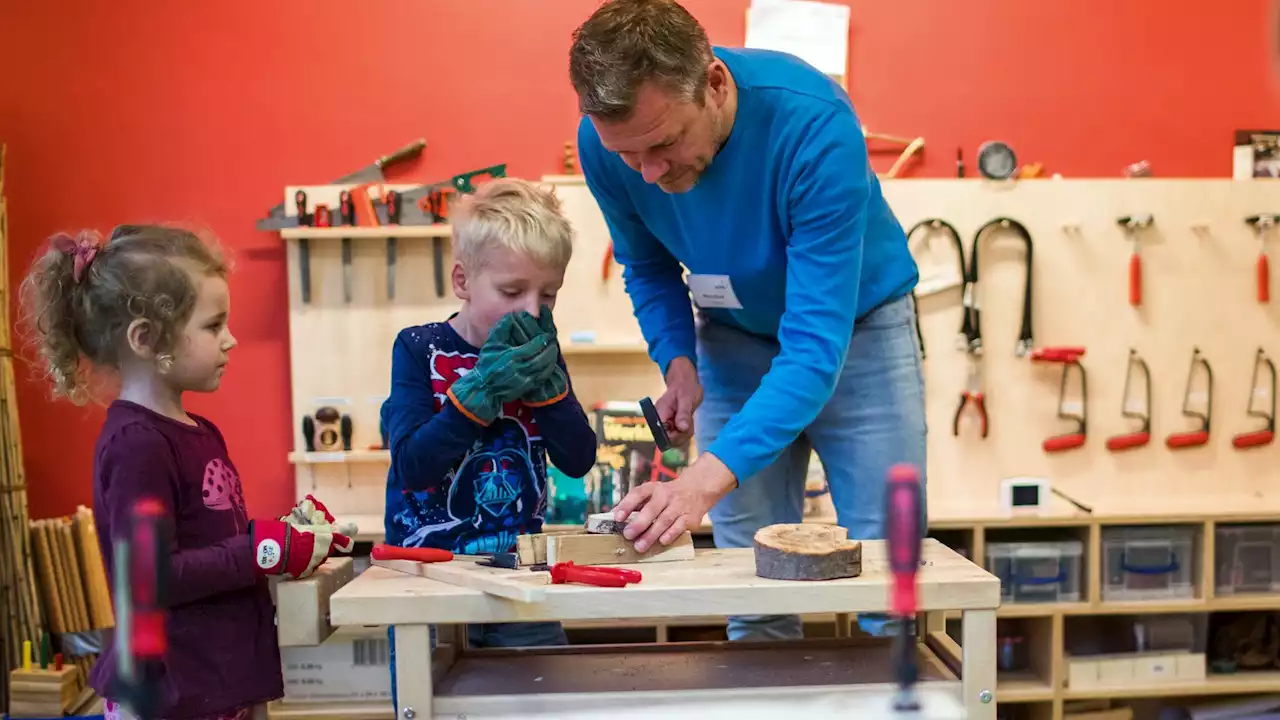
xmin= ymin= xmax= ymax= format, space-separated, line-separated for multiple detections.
xmin=744 ymin=0 xmax=850 ymax=81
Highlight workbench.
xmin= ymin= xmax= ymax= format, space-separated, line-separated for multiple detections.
xmin=329 ymin=538 xmax=1001 ymax=719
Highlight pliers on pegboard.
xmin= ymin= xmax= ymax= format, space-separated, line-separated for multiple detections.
xmin=953 ymin=355 xmax=988 ymax=438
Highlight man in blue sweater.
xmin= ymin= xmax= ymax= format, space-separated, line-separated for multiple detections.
xmin=570 ymin=0 xmax=926 ymax=640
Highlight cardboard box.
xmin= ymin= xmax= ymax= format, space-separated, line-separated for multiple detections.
xmin=280 ymin=626 xmax=391 ymax=703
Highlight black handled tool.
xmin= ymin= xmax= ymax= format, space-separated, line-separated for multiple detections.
xmin=639 ymin=396 xmax=671 ymax=451
xmin=966 ymin=217 xmax=1034 ymax=358
xmin=339 ymin=190 xmax=354 ymax=304
xmin=427 ymin=190 xmax=447 ymax=297
xmin=295 ymin=190 xmax=312 ymax=303
xmin=385 ymin=190 xmax=401 ymax=300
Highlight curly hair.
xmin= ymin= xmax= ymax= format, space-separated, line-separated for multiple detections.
xmin=19 ymin=224 xmax=228 ymax=404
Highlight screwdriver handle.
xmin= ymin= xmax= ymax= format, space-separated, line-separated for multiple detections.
xmin=1105 ymin=432 xmax=1150 ymax=451
xmin=1129 ymin=252 xmax=1142 ymax=306
xmin=1232 ymin=430 xmax=1274 ymax=449
xmin=886 ymin=463 xmax=923 ymax=617
xmin=1043 ymin=433 xmax=1086 ymax=453
xmin=385 ymin=190 xmax=402 ymax=225
xmin=371 ymin=544 xmax=453 ymax=563
xmin=1258 ymin=254 xmax=1270 ymax=304
xmin=1166 ymin=430 xmax=1209 ymax=449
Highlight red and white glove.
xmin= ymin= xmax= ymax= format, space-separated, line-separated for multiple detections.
xmin=281 ymin=494 xmax=358 ymax=537
xmin=250 ymin=519 xmax=354 ymax=579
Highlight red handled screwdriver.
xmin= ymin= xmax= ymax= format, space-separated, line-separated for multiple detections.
xmin=886 ymin=463 xmax=924 ymax=712
xmin=113 ymin=497 xmax=171 ymax=720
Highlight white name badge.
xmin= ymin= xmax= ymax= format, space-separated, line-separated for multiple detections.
xmin=687 ymin=274 xmax=743 ymax=309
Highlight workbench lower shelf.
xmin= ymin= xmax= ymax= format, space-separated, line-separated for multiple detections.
xmin=430 ymin=638 xmax=964 ymax=718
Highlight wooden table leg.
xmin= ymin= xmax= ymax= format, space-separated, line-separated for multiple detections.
xmin=961 ymin=608 xmax=997 ymax=720
xmin=394 ymin=624 xmax=433 ymax=720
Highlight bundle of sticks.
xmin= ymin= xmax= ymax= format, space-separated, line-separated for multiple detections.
xmin=27 ymin=507 xmax=114 ymax=690
xmin=0 ymin=142 xmax=46 ymax=714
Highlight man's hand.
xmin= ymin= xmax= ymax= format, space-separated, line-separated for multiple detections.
xmin=655 ymin=356 xmax=702 ymax=446
xmin=612 ymin=453 xmax=737 ymax=552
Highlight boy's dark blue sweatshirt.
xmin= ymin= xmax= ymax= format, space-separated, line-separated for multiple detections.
xmin=381 ymin=319 xmax=597 ymax=552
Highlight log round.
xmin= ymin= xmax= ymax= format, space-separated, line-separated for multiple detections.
xmin=753 ymin=523 xmax=862 ymax=581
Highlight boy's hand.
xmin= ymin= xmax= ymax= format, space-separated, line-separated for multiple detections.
xmin=447 ymin=317 xmax=558 ymax=425
xmin=513 ymin=306 xmax=569 ymax=407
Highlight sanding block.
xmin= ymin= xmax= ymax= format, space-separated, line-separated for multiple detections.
xmin=585 ymin=511 xmax=636 ymax=534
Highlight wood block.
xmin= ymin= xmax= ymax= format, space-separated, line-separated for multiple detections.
xmin=752 ymin=524 xmax=861 ymax=581
xmin=372 ymin=558 xmax=548 ymax=602
xmin=517 ymin=533 xmax=548 ymax=566
xmin=545 ymin=531 xmax=694 ymax=566
xmin=8 ymin=666 xmax=79 ymax=718
xmin=274 ymin=556 xmax=355 ymax=647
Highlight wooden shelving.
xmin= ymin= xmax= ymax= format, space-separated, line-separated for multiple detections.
xmin=280 ymin=225 xmax=451 ymax=240
xmin=289 ymin=449 xmax=390 ymax=465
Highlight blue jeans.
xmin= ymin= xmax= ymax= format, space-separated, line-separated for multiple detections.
xmin=388 ymin=622 xmax=566 ymax=709
xmin=698 ymin=294 xmax=927 ymax=641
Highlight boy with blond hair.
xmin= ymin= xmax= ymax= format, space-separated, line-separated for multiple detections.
xmin=381 ymin=178 xmax=597 ymax=650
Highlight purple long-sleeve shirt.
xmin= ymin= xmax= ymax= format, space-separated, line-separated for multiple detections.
xmin=89 ymin=400 xmax=282 ymax=719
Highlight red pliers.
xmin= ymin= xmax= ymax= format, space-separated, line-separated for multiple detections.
xmin=953 ymin=358 xmax=988 ymax=438
xmin=538 ymin=562 xmax=642 ymax=588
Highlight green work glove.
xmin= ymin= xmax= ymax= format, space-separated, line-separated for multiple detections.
xmin=447 ymin=314 xmax=558 ymax=425
xmin=510 ymin=305 xmax=569 ymax=407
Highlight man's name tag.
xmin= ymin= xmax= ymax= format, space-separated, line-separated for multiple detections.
xmin=687 ymin=274 xmax=743 ymax=309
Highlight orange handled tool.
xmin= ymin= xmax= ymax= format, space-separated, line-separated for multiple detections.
xmin=1232 ymin=348 xmax=1275 ymax=450
xmin=1117 ymin=215 xmax=1153 ymax=308
xmin=1246 ymin=215 xmax=1278 ymax=304
xmin=1165 ymin=347 xmax=1212 ymax=449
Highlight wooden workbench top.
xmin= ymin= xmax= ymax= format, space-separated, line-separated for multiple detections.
xmin=329 ymin=539 xmax=999 ymax=626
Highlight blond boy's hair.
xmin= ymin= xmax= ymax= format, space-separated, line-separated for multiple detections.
xmin=451 ymin=178 xmax=574 ymax=271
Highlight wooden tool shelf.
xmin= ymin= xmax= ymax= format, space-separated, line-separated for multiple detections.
xmin=329 ymin=539 xmax=1000 ymax=720
xmin=280 ymin=225 xmax=453 ymax=240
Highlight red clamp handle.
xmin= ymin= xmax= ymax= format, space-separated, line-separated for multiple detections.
xmin=550 ymin=563 xmax=639 ymax=587
xmin=1232 ymin=430 xmax=1274 ymax=449
xmin=1031 ymin=347 xmax=1087 ymax=363
xmin=1105 ymin=432 xmax=1150 ymax=451
xmin=1043 ymin=433 xmax=1086 ymax=453
xmin=1166 ymin=430 xmax=1210 ymax=449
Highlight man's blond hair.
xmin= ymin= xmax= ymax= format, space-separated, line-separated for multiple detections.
xmin=451 ymin=178 xmax=574 ymax=271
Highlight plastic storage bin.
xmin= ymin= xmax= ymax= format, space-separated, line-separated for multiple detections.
xmin=1103 ymin=526 xmax=1196 ymax=601
xmin=986 ymin=540 xmax=1083 ymax=603
xmin=1215 ymin=523 xmax=1280 ymax=595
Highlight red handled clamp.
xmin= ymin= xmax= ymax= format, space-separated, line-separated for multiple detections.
xmin=1167 ymin=347 xmax=1213 ymax=449
xmin=1031 ymin=346 xmax=1086 ymax=363
xmin=533 ymin=562 xmax=643 ymax=588
xmin=1106 ymin=349 xmax=1152 ymax=451
xmin=1232 ymin=347 xmax=1275 ymax=449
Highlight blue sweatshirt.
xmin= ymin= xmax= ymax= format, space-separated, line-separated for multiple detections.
xmin=380 ymin=319 xmax=597 ymax=552
xmin=578 ymin=46 xmax=918 ymax=484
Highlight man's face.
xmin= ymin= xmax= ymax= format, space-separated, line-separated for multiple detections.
xmin=591 ymin=76 xmax=724 ymax=193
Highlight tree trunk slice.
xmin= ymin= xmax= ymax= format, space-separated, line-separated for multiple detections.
xmin=585 ymin=512 xmax=636 ymax=534
xmin=753 ymin=523 xmax=862 ymax=581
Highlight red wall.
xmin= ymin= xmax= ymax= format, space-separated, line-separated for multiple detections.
xmin=2 ymin=1 xmax=1279 ymax=520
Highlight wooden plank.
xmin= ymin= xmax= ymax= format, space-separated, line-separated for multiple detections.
xmin=372 ymin=558 xmax=548 ymax=603
xmin=334 ymin=540 xmax=999 ymax=626
xmin=961 ymin=608 xmax=997 ymax=720
xmin=546 ymin=531 xmax=694 ymax=566
xmin=516 ymin=534 xmax=547 ymax=566
xmin=274 ymin=557 xmax=355 ymax=647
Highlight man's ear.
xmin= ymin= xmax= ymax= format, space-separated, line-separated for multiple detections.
xmin=451 ymin=261 xmax=470 ymax=300
xmin=125 ymin=318 xmax=158 ymax=360
xmin=707 ymin=59 xmax=730 ymax=105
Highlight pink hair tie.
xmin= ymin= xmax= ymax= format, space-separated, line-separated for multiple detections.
xmin=50 ymin=230 xmax=103 ymax=283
